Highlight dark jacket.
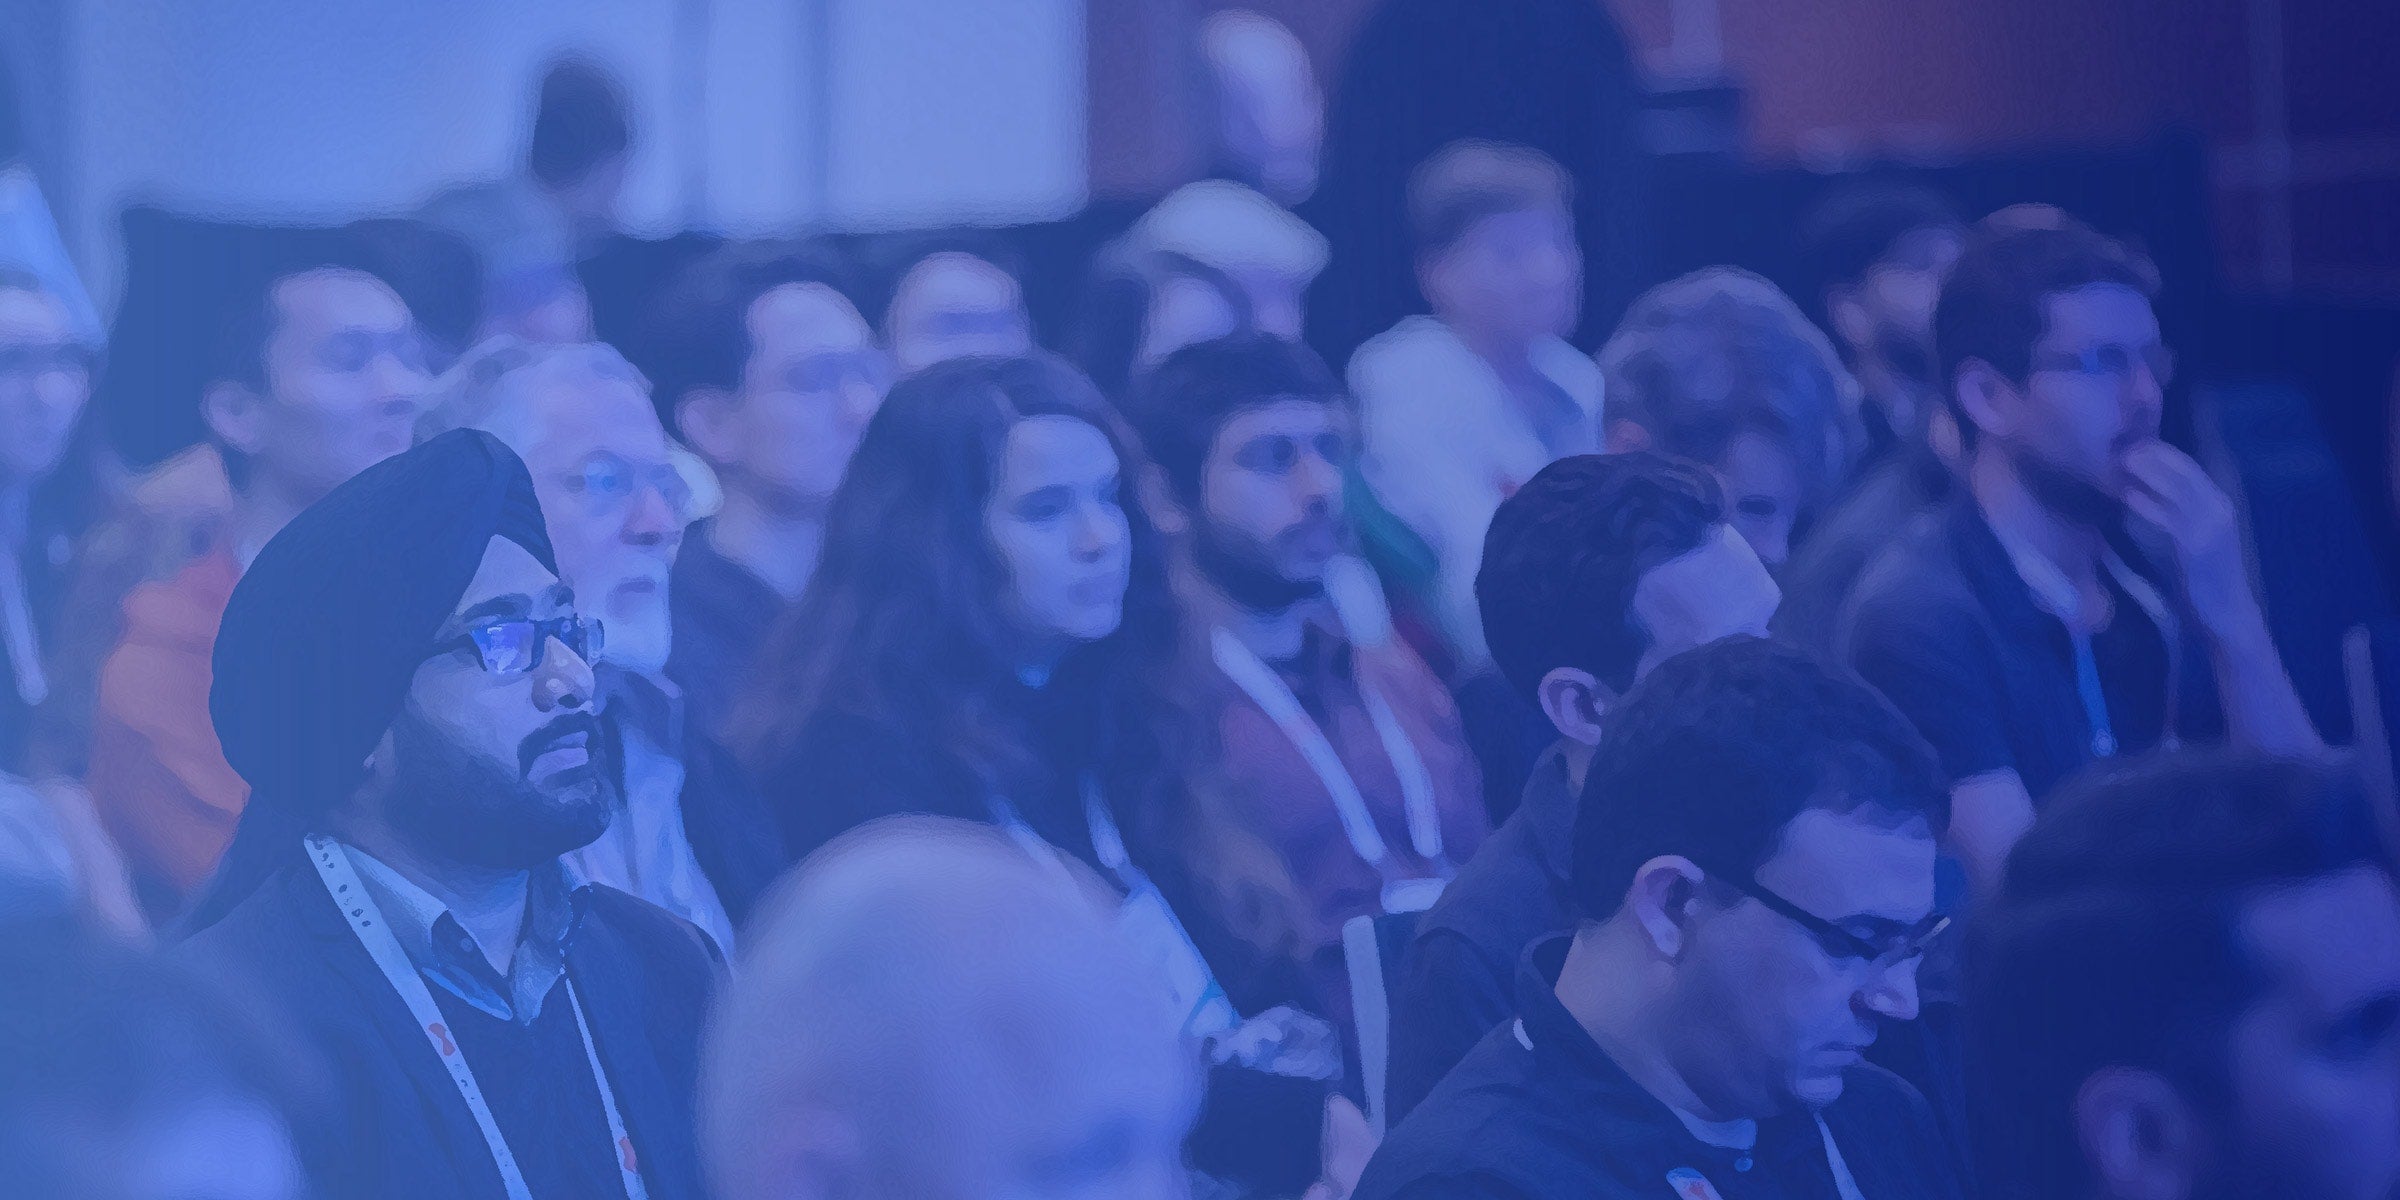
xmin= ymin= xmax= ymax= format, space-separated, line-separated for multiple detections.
xmin=173 ymin=848 xmax=718 ymax=1200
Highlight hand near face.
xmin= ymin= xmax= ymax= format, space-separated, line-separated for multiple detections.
xmin=2121 ymin=441 xmax=2258 ymax=637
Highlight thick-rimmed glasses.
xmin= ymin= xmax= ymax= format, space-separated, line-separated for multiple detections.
xmin=1708 ymin=867 xmax=1950 ymax=971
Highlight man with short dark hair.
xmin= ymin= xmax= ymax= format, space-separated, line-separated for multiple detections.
xmin=1357 ymin=637 xmax=1962 ymax=1199
xmin=1385 ymin=450 xmax=1779 ymax=1121
xmin=178 ymin=430 xmax=715 ymax=1200
xmin=1126 ymin=333 xmax=1486 ymax=1021
xmin=89 ymin=264 xmax=430 ymax=912
xmin=1969 ymin=750 xmax=2400 ymax=1200
xmin=652 ymin=246 xmax=892 ymax=739
xmin=1352 ymin=139 xmax=1602 ymax=668
xmin=1843 ymin=214 xmax=2319 ymax=896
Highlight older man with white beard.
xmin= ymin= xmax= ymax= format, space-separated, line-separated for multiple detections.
xmin=421 ymin=340 xmax=787 ymax=953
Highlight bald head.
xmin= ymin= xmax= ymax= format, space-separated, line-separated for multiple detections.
xmin=705 ymin=817 xmax=1199 ymax=1200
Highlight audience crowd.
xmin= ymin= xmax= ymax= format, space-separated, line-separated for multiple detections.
xmin=1 ymin=19 xmax=2391 ymax=1200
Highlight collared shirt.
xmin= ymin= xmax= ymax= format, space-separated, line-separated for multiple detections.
xmin=1355 ymin=937 xmax=1965 ymax=1200
xmin=1386 ymin=745 xmax=1578 ymax=1122
xmin=665 ymin=517 xmax=797 ymax=743
xmin=338 ymin=841 xmax=587 ymax=1025
xmin=568 ymin=668 xmax=741 ymax=957
xmin=1842 ymin=494 xmax=2223 ymax=801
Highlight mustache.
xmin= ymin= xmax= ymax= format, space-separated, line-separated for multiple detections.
xmin=516 ymin=712 xmax=603 ymax=777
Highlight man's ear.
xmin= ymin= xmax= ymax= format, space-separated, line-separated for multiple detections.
xmin=1952 ymin=359 xmax=2016 ymax=446
xmin=202 ymin=380 xmax=269 ymax=459
xmin=676 ymin=387 xmax=741 ymax=467
xmin=1536 ymin=666 xmax=1611 ymax=748
xmin=1624 ymin=855 xmax=1706 ymax=960
xmin=2075 ymin=1066 xmax=2208 ymax=1200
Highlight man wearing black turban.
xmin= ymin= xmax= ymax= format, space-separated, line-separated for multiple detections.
xmin=175 ymin=430 xmax=716 ymax=1200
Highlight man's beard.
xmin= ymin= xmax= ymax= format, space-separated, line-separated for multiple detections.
xmin=382 ymin=706 xmax=619 ymax=871
xmin=1193 ymin=520 xmax=1323 ymax=614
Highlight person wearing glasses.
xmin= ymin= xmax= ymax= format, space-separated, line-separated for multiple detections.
xmin=178 ymin=429 xmax=715 ymax=1200
xmin=89 ymin=263 xmax=432 ymax=917
xmin=419 ymin=340 xmax=785 ymax=954
xmin=646 ymin=245 xmax=893 ymax=743
xmin=1354 ymin=636 xmax=1962 ymax=1200
xmin=1841 ymin=213 xmax=2320 ymax=901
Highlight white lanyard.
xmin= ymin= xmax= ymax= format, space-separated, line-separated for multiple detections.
xmin=1997 ymin=537 xmax=2183 ymax=760
xmin=1816 ymin=1115 xmax=1868 ymax=1200
xmin=1211 ymin=626 xmax=1444 ymax=875
xmin=305 ymin=835 xmax=650 ymax=1200
xmin=0 ymin=552 xmax=46 ymax=708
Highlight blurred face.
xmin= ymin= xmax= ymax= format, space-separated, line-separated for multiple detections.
xmin=1669 ymin=809 xmax=1938 ymax=1117
xmin=1424 ymin=206 xmax=1581 ymax=348
xmin=886 ymin=254 xmax=1033 ymax=375
xmin=507 ymin=362 xmax=687 ymax=676
xmin=986 ymin=417 xmax=1133 ymax=657
xmin=1629 ymin=525 xmax=1781 ymax=679
xmin=1983 ymin=283 xmax=2168 ymax=514
xmin=1138 ymin=275 xmax=1243 ymax=373
xmin=386 ymin=537 xmax=614 ymax=870
xmin=1231 ymin=267 xmax=1309 ymax=343
xmin=2208 ymin=866 xmax=2400 ymax=1200
xmin=1717 ymin=429 xmax=1805 ymax=569
xmin=1851 ymin=226 xmax=1963 ymax=352
xmin=1199 ymin=398 xmax=1350 ymax=590
xmin=242 ymin=271 xmax=430 ymax=500
xmin=0 ymin=285 xmax=91 ymax=490
xmin=733 ymin=283 xmax=892 ymax=506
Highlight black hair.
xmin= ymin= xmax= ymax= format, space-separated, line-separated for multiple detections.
xmin=528 ymin=57 xmax=631 ymax=190
xmin=1066 ymin=246 xmax=1255 ymax=403
xmin=1932 ymin=214 xmax=2158 ymax=449
xmin=1570 ymin=636 xmax=1949 ymax=919
xmin=1796 ymin=182 xmax=1963 ymax=333
xmin=1476 ymin=451 xmax=1725 ymax=700
xmin=1967 ymin=751 xmax=2387 ymax=1200
xmin=643 ymin=241 xmax=861 ymax=432
xmin=1122 ymin=332 xmax=1344 ymax=502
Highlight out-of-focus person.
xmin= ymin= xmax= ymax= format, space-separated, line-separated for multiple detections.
xmin=1201 ymin=10 xmax=1323 ymax=207
xmin=1069 ymin=245 xmax=1258 ymax=402
xmin=1125 ymin=333 xmax=1487 ymax=1021
xmin=1356 ymin=638 xmax=1963 ymax=1200
xmin=1352 ymin=140 xmax=1601 ymax=669
xmin=1388 ymin=452 xmax=1779 ymax=1122
xmin=0 ymin=917 xmax=318 ymax=1200
xmin=1842 ymin=215 xmax=2320 ymax=897
xmin=732 ymin=353 xmax=1368 ymax=1200
xmin=881 ymin=248 xmax=1034 ymax=376
xmin=651 ymin=246 xmax=891 ymax=742
xmin=1969 ymin=750 xmax=2400 ymax=1200
xmin=87 ymin=264 xmax=429 ymax=916
xmin=704 ymin=815 xmax=1201 ymax=1200
xmin=1600 ymin=267 xmax=1863 ymax=572
xmin=0 ymin=268 xmax=102 ymax=775
xmin=1124 ymin=180 xmax=1328 ymax=347
xmin=178 ymin=430 xmax=717 ymax=1200
xmin=419 ymin=57 xmax=627 ymax=345
xmin=419 ymin=340 xmax=787 ymax=952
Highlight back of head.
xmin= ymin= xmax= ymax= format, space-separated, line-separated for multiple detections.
xmin=1931 ymin=213 xmax=2158 ymax=448
xmin=529 ymin=57 xmax=631 ymax=190
xmin=1797 ymin=183 xmax=1963 ymax=331
xmin=1571 ymin=636 xmax=1949 ymax=920
xmin=1476 ymin=451 xmax=1725 ymax=699
xmin=1407 ymin=139 xmax=1574 ymax=260
xmin=705 ymin=816 xmax=1195 ymax=1200
xmin=1968 ymin=751 xmax=2387 ymax=1200
xmin=1125 ymin=331 xmax=1343 ymax=502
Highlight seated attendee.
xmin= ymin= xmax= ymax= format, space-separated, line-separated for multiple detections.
xmin=419 ymin=340 xmax=786 ymax=951
xmin=1200 ymin=9 xmax=1324 ymax=207
xmin=1068 ymin=245 xmax=1258 ymax=401
xmin=1843 ymin=215 xmax=2320 ymax=896
xmin=651 ymin=246 xmax=892 ymax=741
xmin=178 ymin=430 xmax=715 ymax=1200
xmin=1352 ymin=140 xmax=1601 ymax=667
xmin=1798 ymin=185 xmax=1965 ymax=466
xmin=0 ymin=918 xmax=318 ymax=1200
xmin=735 ymin=354 xmax=1365 ymax=1200
xmin=0 ymin=268 xmax=102 ymax=776
xmin=1969 ymin=750 xmax=2400 ymax=1200
xmin=1357 ymin=637 xmax=1962 ymax=1199
xmin=89 ymin=264 xmax=429 ymax=914
xmin=1125 ymin=334 xmax=1487 ymax=1016
xmin=1600 ymin=267 xmax=1862 ymax=570
xmin=881 ymin=248 xmax=1034 ymax=375
xmin=704 ymin=815 xmax=1200 ymax=1200
xmin=1124 ymin=179 xmax=1327 ymax=345
xmin=1388 ymin=451 xmax=1778 ymax=1122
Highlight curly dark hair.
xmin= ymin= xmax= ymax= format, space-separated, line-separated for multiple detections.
xmin=1570 ymin=636 xmax=1949 ymax=919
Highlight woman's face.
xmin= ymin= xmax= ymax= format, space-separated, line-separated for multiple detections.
xmin=0 ymin=286 xmax=91 ymax=490
xmin=985 ymin=416 xmax=1134 ymax=658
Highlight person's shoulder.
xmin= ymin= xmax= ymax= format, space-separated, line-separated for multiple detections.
xmin=1350 ymin=318 xmax=1479 ymax=402
xmin=1829 ymin=1062 xmax=1945 ymax=1142
xmin=1843 ymin=510 xmax=1985 ymax=638
xmin=580 ymin=884 xmax=724 ymax=976
xmin=169 ymin=868 xmax=320 ymax=986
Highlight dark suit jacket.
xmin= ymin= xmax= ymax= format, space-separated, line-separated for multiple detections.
xmin=174 ymin=849 xmax=719 ymax=1200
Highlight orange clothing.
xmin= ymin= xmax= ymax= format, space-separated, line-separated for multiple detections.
xmin=87 ymin=547 xmax=246 ymax=905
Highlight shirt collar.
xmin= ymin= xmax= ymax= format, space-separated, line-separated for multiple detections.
xmin=337 ymin=841 xmax=590 ymax=1024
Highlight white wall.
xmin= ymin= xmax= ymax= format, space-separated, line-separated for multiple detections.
xmin=40 ymin=0 xmax=1085 ymax=309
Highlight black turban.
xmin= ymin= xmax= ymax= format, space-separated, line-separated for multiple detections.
xmin=186 ymin=430 xmax=554 ymax=930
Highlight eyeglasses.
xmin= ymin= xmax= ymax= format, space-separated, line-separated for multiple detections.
xmin=2031 ymin=342 xmax=2177 ymax=389
xmin=562 ymin=453 xmax=697 ymax=525
xmin=1710 ymin=868 xmax=1950 ymax=972
xmin=0 ymin=342 xmax=95 ymax=383
xmin=427 ymin=615 xmax=605 ymax=676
